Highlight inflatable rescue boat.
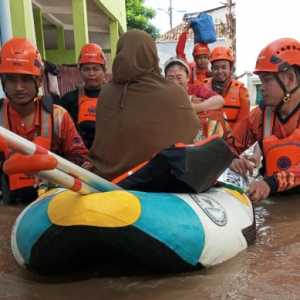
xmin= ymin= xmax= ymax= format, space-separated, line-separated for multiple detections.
xmin=0 ymin=127 xmax=255 ymax=275
xmin=11 ymin=182 xmax=255 ymax=275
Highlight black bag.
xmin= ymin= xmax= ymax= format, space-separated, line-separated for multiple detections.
xmin=118 ymin=136 xmax=235 ymax=193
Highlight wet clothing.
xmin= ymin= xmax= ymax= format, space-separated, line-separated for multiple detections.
xmin=57 ymin=87 xmax=101 ymax=149
xmin=176 ymin=31 xmax=211 ymax=84
xmin=227 ymin=105 xmax=300 ymax=194
xmin=0 ymin=97 xmax=88 ymax=204
xmin=89 ymin=29 xmax=199 ymax=180
xmin=204 ymin=78 xmax=250 ymax=130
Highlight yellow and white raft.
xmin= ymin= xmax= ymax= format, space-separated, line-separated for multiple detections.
xmin=11 ymin=184 xmax=255 ymax=275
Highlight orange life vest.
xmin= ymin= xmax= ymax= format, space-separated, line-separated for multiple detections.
xmin=0 ymin=98 xmax=52 ymax=196
xmin=263 ymin=107 xmax=300 ymax=176
xmin=204 ymin=78 xmax=241 ymax=126
xmin=78 ymin=87 xmax=97 ymax=124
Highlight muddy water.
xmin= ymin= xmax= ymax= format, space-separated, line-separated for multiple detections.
xmin=0 ymin=195 xmax=299 ymax=300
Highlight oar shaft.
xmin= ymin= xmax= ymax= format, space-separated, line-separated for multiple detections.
xmin=39 ymin=170 xmax=98 ymax=194
xmin=0 ymin=126 xmax=121 ymax=192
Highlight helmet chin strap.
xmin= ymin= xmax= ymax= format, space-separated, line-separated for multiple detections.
xmin=274 ymin=73 xmax=300 ymax=111
xmin=212 ymin=78 xmax=230 ymax=95
xmin=33 ymin=79 xmax=40 ymax=98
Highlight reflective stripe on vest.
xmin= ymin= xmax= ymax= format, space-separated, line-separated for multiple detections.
xmin=263 ymin=107 xmax=300 ymax=176
xmin=78 ymin=87 xmax=97 ymax=124
xmin=0 ymin=99 xmax=52 ymax=192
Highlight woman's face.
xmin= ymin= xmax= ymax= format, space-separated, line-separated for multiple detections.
xmin=165 ymin=65 xmax=189 ymax=90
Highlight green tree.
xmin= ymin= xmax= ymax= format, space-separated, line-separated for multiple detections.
xmin=126 ymin=0 xmax=160 ymax=39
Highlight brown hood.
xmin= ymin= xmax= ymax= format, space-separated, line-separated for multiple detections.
xmin=89 ymin=30 xmax=199 ymax=180
xmin=112 ymin=29 xmax=161 ymax=84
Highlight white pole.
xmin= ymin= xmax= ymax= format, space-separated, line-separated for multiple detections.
xmin=0 ymin=126 xmax=121 ymax=192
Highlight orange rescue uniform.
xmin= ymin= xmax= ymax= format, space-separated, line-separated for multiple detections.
xmin=226 ymin=105 xmax=300 ymax=193
xmin=57 ymin=87 xmax=100 ymax=149
xmin=0 ymin=97 xmax=88 ymax=203
xmin=204 ymin=78 xmax=250 ymax=130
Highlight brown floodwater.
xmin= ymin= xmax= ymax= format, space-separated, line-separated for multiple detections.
xmin=0 ymin=194 xmax=299 ymax=300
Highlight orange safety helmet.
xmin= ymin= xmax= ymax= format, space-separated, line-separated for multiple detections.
xmin=254 ymin=38 xmax=300 ymax=74
xmin=78 ymin=43 xmax=106 ymax=65
xmin=193 ymin=43 xmax=210 ymax=57
xmin=0 ymin=37 xmax=43 ymax=76
xmin=210 ymin=46 xmax=234 ymax=63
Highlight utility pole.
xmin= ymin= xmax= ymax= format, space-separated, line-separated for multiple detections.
xmin=168 ymin=0 xmax=173 ymax=30
xmin=225 ymin=0 xmax=236 ymax=56
xmin=158 ymin=0 xmax=186 ymax=32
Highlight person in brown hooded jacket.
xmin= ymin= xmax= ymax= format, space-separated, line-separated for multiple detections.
xmin=88 ymin=29 xmax=200 ymax=180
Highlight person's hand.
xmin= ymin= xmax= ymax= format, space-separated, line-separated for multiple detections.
xmin=191 ymin=96 xmax=203 ymax=104
xmin=244 ymin=152 xmax=261 ymax=168
xmin=81 ymin=160 xmax=94 ymax=171
xmin=230 ymin=157 xmax=255 ymax=176
xmin=247 ymin=180 xmax=271 ymax=203
xmin=243 ymin=153 xmax=261 ymax=168
xmin=183 ymin=22 xmax=191 ymax=32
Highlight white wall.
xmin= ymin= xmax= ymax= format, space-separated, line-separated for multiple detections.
xmin=236 ymin=0 xmax=300 ymax=77
xmin=236 ymin=0 xmax=299 ymax=105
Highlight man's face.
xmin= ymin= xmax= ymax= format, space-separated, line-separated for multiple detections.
xmin=258 ymin=72 xmax=283 ymax=107
xmin=194 ymin=54 xmax=209 ymax=70
xmin=211 ymin=60 xmax=232 ymax=82
xmin=3 ymin=74 xmax=40 ymax=106
xmin=80 ymin=63 xmax=105 ymax=89
xmin=165 ymin=65 xmax=189 ymax=89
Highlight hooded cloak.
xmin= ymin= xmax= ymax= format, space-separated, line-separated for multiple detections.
xmin=89 ymin=30 xmax=199 ymax=180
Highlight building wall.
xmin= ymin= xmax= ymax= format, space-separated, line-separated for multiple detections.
xmin=95 ymin=0 xmax=127 ymax=32
xmin=7 ymin=0 xmax=126 ymax=65
xmin=210 ymin=7 xmax=228 ymax=42
xmin=247 ymin=75 xmax=262 ymax=106
xmin=0 ymin=0 xmax=12 ymax=45
xmin=0 ymin=0 xmax=13 ymax=98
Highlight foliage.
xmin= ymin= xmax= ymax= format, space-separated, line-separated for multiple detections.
xmin=126 ymin=0 xmax=160 ymax=39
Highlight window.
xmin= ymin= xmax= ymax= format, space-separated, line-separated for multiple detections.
xmin=256 ymin=84 xmax=263 ymax=105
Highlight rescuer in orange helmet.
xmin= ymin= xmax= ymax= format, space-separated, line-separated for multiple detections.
xmin=203 ymin=46 xmax=250 ymax=131
xmin=57 ymin=43 xmax=106 ymax=149
xmin=226 ymin=38 xmax=300 ymax=202
xmin=0 ymin=37 xmax=88 ymax=204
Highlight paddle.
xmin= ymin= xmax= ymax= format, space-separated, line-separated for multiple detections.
xmin=3 ymin=153 xmax=100 ymax=194
xmin=0 ymin=126 xmax=121 ymax=193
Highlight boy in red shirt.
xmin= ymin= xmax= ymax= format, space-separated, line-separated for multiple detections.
xmin=176 ymin=24 xmax=211 ymax=85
